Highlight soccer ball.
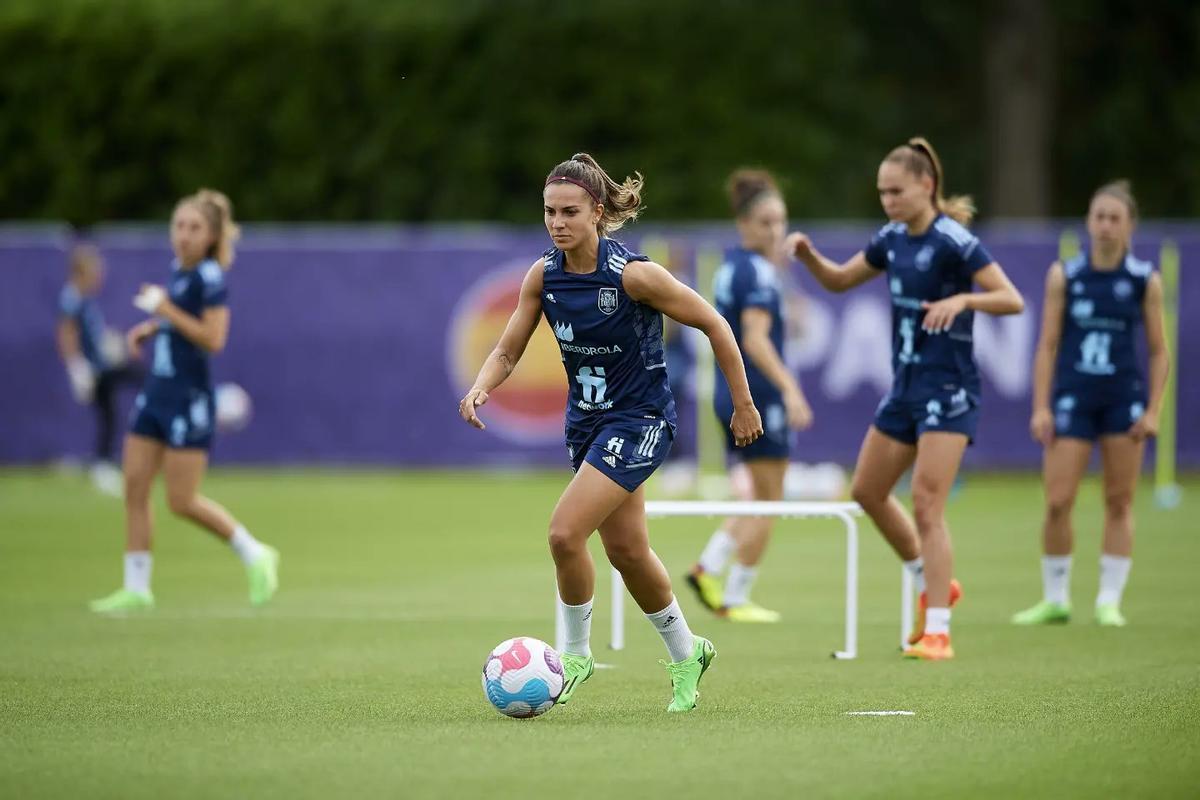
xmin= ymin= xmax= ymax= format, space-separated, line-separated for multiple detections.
xmin=214 ymin=382 xmax=252 ymax=432
xmin=481 ymin=637 xmax=564 ymax=718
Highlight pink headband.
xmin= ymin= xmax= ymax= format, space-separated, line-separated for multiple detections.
xmin=545 ymin=175 xmax=600 ymax=204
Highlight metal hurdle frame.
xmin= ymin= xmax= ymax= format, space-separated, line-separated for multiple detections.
xmin=554 ymin=500 xmax=916 ymax=660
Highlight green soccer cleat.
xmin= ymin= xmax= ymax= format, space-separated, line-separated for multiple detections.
xmin=1095 ymin=603 xmax=1127 ymax=627
xmin=89 ymin=588 xmax=155 ymax=614
xmin=684 ymin=567 xmax=724 ymax=612
xmin=720 ymin=601 xmax=782 ymax=623
xmin=247 ymin=546 xmax=280 ymax=606
xmin=556 ymin=652 xmax=594 ymax=705
xmin=1011 ymin=600 xmax=1071 ymax=625
xmin=663 ymin=636 xmax=715 ymax=713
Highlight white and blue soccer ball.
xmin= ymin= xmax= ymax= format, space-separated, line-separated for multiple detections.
xmin=481 ymin=637 xmax=564 ymax=718
xmin=214 ymin=382 xmax=252 ymax=432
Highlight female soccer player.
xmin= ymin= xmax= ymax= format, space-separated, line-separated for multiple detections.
xmin=787 ymin=138 xmax=1024 ymax=660
xmin=57 ymin=243 xmax=143 ymax=496
xmin=1013 ymin=181 xmax=1169 ymax=627
xmin=459 ymin=154 xmax=763 ymax=711
xmin=687 ymin=169 xmax=813 ymax=623
xmin=89 ymin=190 xmax=279 ymax=613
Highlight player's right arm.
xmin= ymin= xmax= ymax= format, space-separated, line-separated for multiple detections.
xmin=740 ymin=307 xmax=812 ymax=430
xmin=458 ymin=260 xmax=545 ymax=430
xmin=1030 ymin=262 xmax=1066 ymax=446
xmin=786 ymin=233 xmax=880 ymax=293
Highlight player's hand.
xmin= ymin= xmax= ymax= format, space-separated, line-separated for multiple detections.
xmin=785 ymin=232 xmax=816 ymax=262
xmin=125 ymin=321 xmax=157 ymax=360
xmin=730 ymin=402 xmax=763 ymax=447
xmin=133 ymin=284 xmax=167 ymax=315
xmin=784 ymin=387 xmax=813 ymax=431
xmin=65 ymin=355 xmax=95 ymax=404
xmin=1129 ymin=409 xmax=1158 ymax=442
xmin=459 ymin=387 xmax=489 ymax=430
xmin=920 ymin=294 xmax=968 ymax=333
xmin=1030 ymin=407 xmax=1054 ymax=446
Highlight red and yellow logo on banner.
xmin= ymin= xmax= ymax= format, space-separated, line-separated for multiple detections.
xmin=448 ymin=262 xmax=567 ymax=443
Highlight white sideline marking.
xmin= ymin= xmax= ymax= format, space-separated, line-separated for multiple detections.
xmin=845 ymin=711 xmax=915 ymax=716
xmin=594 ymin=663 xmax=617 ymax=670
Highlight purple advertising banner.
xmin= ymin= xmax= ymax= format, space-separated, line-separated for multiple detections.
xmin=1 ymin=222 xmax=1195 ymax=468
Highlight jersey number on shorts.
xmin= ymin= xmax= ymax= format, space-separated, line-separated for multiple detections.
xmin=575 ymin=366 xmax=608 ymax=403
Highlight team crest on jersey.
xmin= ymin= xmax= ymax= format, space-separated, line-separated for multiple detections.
xmin=598 ymin=287 xmax=619 ymax=315
xmin=1113 ymin=279 xmax=1133 ymax=300
xmin=171 ymin=278 xmax=189 ymax=297
xmin=915 ymin=245 xmax=935 ymax=271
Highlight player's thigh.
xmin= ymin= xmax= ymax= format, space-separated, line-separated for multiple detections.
xmin=911 ymin=431 xmax=969 ymax=506
xmin=122 ymin=434 xmax=164 ymax=490
xmin=549 ymin=460 xmax=635 ymax=541
xmin=1097 ymin=434 xmax=1145 ymax=509
xmin=161 ymin=448 xmax=210 ymax=506
xmin=850 ymin=426 xmax=917 ymax=502
xmin=596 ymin=484 xmax=651 ymax=558
xmin=744 ymin=457 xmax=788 ymax=502
xmin=1042 ymin=437 xmax=1092 ymax=507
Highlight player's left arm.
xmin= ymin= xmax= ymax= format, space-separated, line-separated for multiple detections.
xmin=921 ymin=263 xmax=1025 ymax=333
xmin=1131 ymin=273 xmax=1170 ymax=441
xmin=623 ymin=260 xmax=762 ymax=446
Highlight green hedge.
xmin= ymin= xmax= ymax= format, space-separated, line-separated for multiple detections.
xmin=1 ymin=0 xmax=1196 ymax=224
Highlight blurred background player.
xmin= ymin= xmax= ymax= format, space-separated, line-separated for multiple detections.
xmin=1014 ymin=181 xmax=1170 ymax=628
xmin=89 ymin=189 xmax=279 ymax=613
xmin=459 ymin=154 xmax=762 ymax=712
xmin=56 ymin=243 xmax=143 ymax=496
xmin=787 ymin=138 xmax=1024 ymax=660
xmin=687 ymin=169 xmax=813 ymax=623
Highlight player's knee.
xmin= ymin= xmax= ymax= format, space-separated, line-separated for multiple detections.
xmin=1045 ymin=491 xmax=1076 ymax=520
xmin=1103 ymin=490 xmax=1133 ymax=521
xmin=123 ymin=475 xmax=152 ymax=507
xmin=166 ymin=490 xmax=196 ymax=517
xmin=911 ymin=486 xmax=944 ymax=531
xmin=850 ymin=481 xmax=884 ymax=510
xmin=603 ymin=538 xmax=647 ymax=572
xmin=547 ymin=524 xmax=584 ymax=562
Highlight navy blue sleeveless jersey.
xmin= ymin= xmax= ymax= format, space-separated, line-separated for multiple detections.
xmin=864 ymin=214 xmax=994 ymax=402
xmin=541 ymin=238 xmax=677 ymax=437
xmin=59 ymin=285 xmax=108 ymax=371
xmin=144 ymin=259 xmax=228 ymax=399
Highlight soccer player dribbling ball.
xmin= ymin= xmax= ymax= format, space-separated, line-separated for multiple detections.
xmin=786 ymin=138 xmax=1025 ymax=660
xmin=89 ymin=190 xmax=279 ymax=614
xmin=459 ymin=154 xmax=763 ymax=710
xmin=1013 ymin=181 xmax=1170 ymax=628
xmin=687 ymin=169 xmax=814 ymax=624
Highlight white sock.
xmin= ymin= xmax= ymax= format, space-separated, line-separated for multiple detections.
xmin=558 ymin=597 xmax=593 ymax=657
xmin=646 ymin=596 xmax=695 ymax=663
xmin=1042 ymin=555 xmax=1072 ymax=605
xmin=903 ymin=557 xmax=926 ymax=594
xmin=925 ymin=606 xmax=951 ymax=635
xmin=124 ymin=551 xmax=152 ymax=594
xmin=697 ymin=530 xmax=735 ymax=575
xmin=1096 ymin=554 xmax=1132 ymax=608
xmin=723 ymin=563 xmax=758 ymax=607
xmin=229 ymin=525 xmax=266 ymax=566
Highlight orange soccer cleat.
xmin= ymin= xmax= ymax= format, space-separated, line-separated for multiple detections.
xmin=902 ymin=632 xmax=955 ymax=660
xmin=908 ymin=579 xmax=963 ymax=646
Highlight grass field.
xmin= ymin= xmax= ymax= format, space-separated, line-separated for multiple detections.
xmin=1 ymin=468 xmax=1198 ymax=799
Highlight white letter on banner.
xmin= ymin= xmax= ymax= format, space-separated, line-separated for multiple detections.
xmin=822 ymin=296 xmax=893 ymax=399
xmin=973 ymin=310 xmax=1035 ymax=398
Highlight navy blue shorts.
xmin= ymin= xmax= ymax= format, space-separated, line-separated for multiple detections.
xmin=1053 ymin=389 xmax=1146 ymax=441
xmin=716 ymin=398 xmax=789 ymax=461
xmin=566 ymin=415 xmax=674 ymax=492
xmin=129 ymin=388 xmax=215 ymax=450
xmin=874 ymin=387 xmax=979 ymax=446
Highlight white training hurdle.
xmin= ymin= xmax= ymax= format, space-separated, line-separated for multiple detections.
xmin=554 ymin=500 xmax=916 ymax=660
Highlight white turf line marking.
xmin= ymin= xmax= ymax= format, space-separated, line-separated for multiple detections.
xmin=845 ymin=711 xmax=916 ymax=716
xmin=594 ymin=663 xmax=617 ymax=670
